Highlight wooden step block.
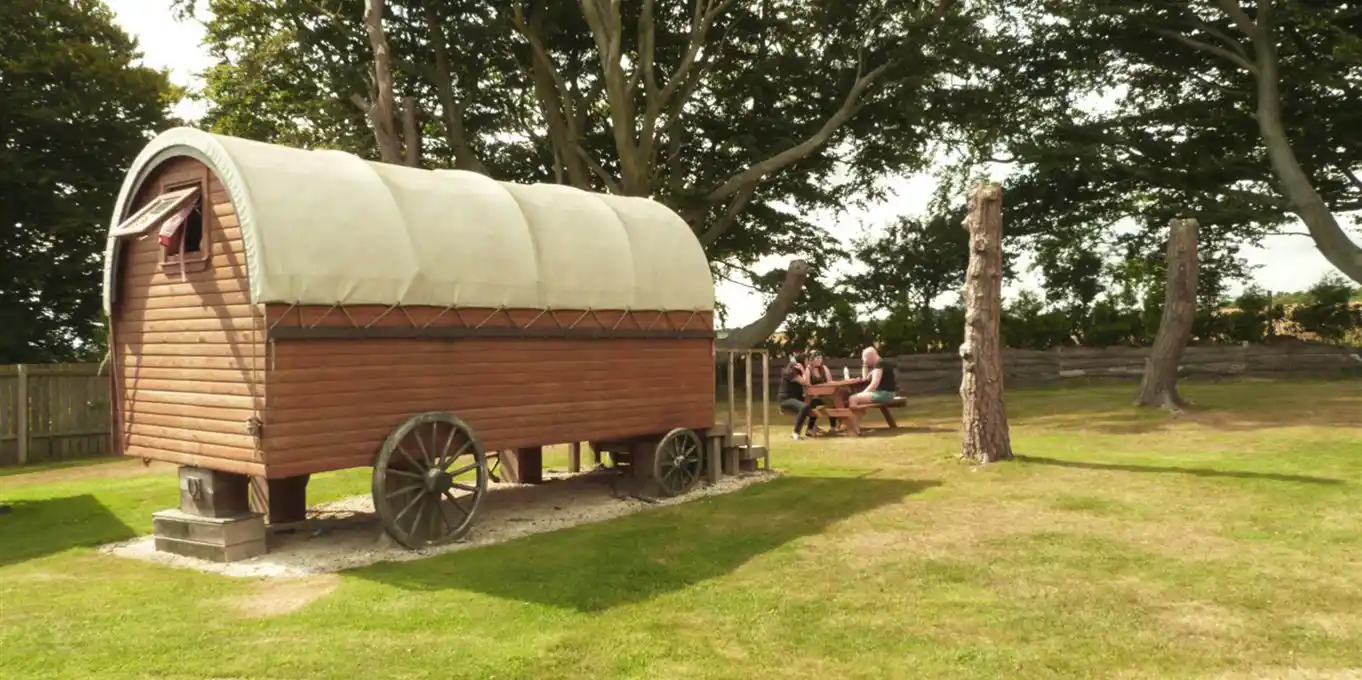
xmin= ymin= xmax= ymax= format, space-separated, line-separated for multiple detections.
xmin=152 ymin=509 xmax=266 ymax=562
xmin=154 ymin=535 xmax=266 ymax=563
xmin=728 ymin=432 xmax=749 ymax=447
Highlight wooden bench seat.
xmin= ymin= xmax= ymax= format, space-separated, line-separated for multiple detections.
xmin=817 ymin=397 xmax=907 ymax=436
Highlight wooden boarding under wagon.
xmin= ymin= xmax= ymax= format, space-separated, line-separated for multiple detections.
xmin=102 ymin=128 xmax=769 ymax=561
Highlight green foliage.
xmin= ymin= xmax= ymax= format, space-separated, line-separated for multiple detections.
xmin=0 ymin=0 xmax=179 ymax=363
xmin=842 ymin=207 xmax=973 ymax=314
xmin=1290 ymin=274 xmax=1362 ymax=343
xmin=969 ymin=0 xmax=1362 ymax=294
xmin=789 ymin=278 xmax=1362 ymax=356
xmin=187 ymin=0 xmax=1004 ymax=274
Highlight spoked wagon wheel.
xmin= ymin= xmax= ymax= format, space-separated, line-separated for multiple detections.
xmin=372 ymin=412 xmax=488 ymax=549
xmin=653 ymin=428 xmax=703 ymax=497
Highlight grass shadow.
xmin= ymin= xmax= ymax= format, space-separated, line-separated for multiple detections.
xmin=1016 ymin=455 xmax=1346 ymax=486
xmin=355 ymin=474 xmax=936 ymax=612
xmin=842 ymin=425 xmax=955 ymax=439
xmin=0 ymin=494 xmax=137 ymax=568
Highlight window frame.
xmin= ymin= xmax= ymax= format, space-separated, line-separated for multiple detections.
xmin=158 ymin=171 xmax=214 ymax=274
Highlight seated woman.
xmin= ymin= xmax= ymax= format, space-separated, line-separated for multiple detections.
xmin=777 ymin=354 xmax=822 ymax=440
xmin=803 ymin=351 xmax=839 ymax=435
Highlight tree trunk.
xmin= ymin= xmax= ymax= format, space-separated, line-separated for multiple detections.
xmin=959 ymin=182 xmax=1013 ymax=464
xmin=1135 ymin=217 xmax=1199 ymax=410
xmin=715 ymin=260 xmax=809 ymax=352
xmin=401 ymin=96 xmax=421 ymax=167
xmin=357 ymin=0 xmax=403 ymax=165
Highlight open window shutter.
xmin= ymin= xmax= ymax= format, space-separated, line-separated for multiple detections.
xmin=157 ymin=202 xmax=195 ymax=250
xmin=108 ymin=186 xmax=200 ymax=238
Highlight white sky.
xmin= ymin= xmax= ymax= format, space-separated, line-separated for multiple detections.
xmin=108 ymin=1 xmax=1347 ymax=328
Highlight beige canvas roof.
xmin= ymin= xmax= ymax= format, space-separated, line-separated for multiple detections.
xmin=102 ymin=127 xmax=715 ymax=315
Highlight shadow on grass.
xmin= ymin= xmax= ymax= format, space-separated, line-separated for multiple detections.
xmin=356 ymin=474 xmax=936 ymax=612
xmin=0 ymin=494 xmax=137 ymax=568
xmin=843 ymin=425 xmax=955 ymax=439
xmin=1016 ymin=455 xmax=1345 ymax=486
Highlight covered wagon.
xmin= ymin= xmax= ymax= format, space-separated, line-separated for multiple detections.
xmin=102 ymin=127 xmax=754 ymax=560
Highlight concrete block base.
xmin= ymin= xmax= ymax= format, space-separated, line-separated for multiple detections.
xmin=152 ymin=509 xmax=266 ymax=562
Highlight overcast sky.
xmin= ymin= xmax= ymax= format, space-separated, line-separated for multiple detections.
xmin=106 ymin=1 xmax=1348 ymax=327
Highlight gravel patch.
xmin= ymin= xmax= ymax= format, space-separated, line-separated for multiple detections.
xmin=98 ymin=467 xmax=780 ymax=579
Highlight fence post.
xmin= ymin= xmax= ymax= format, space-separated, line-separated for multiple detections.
xmin=16 ymin=364 xmax=29 ymax=465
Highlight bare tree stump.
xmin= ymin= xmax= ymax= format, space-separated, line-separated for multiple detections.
xmin=959 ymin=182 xmax=1013 ymax=464
xmin=1135 ymin=218 xmax=1200 ymax=411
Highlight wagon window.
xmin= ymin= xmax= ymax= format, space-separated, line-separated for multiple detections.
xmin=159 ymin=189 xmax=204 ymax=256
xmin=108 ymin=186 xmax=200 ymax=238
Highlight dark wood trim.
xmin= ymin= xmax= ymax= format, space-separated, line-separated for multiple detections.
xmin=267 ymin=325 xmax=716 ymax=342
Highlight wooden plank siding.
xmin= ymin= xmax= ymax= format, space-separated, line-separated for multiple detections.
xmin=260 ymin=309 xmax=716 ymax=479
xmin=109 ymin=158 xmax=716 ymax=480
xmin=109 ymin=157 xmax=266 ymax=476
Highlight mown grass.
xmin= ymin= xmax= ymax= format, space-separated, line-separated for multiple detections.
xmin=2 ymin=379 xmax=1361 ymax=679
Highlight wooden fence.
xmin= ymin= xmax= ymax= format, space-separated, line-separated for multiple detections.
xmin=740 ymin=341 xmax=1362 ymax=395
xmin=4 ymin=343 xmax=1359 ymax=467
xmin=0 ymin=364 xmax=111 ymax=467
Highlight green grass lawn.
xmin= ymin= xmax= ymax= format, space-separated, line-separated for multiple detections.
xmin=3 ymin=379 xmax=1361 ymax=679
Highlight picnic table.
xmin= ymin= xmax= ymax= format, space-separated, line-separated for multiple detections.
xmin=804 ymin=377 xmax=906 ymax=437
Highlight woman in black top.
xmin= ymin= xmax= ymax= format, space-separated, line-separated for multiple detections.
xmin=778 ymin=352 xmax=832 ymax=439
xmin=804 ymin=351 xmax=838 ymax=434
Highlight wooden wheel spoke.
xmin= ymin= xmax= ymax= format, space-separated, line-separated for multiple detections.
xmin=386 ymin=468 xmax=423 ymax=481
xmin=429 ymin=494 xmax=452 ymax=535
xmin=393 ymin=489 xmax=425 ymax=530
xmin=451 ymin=482 xmax=479 ymax=493
xmin=385 ymin=484 xmax=422 ymax=500
xmin=443 ymin=489 xmax=469 ymax=518
xmin=406 ymin=492 xmax=429 ymax=540
xmin=411 ymin=429 xmax=433 ymax=467
xmin=447 ymin=461 xmax=478 ymax=477
xmin=436 ymin=428 xmax=459 ymax=468
xmin=396 ymin=442 xmax=423 ymax=470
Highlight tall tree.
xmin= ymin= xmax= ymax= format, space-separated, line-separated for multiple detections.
xmin=182 ymin=0 xmax=1002 ymax=345
xmin=959 ymin=182 xmax=1013 ymax=464
xmin=991 ymin=0 xmax=1362 ymax=292
xmin=1135 ymin=218 xmax=1200 ymax=410
xmin=0 ymin=0 xmax=179 ymax=363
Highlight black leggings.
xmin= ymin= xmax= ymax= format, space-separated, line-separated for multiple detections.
xmin=780 ymin=397 xmax=836 ymax=434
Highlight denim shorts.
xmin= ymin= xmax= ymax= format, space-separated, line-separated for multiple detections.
xmin=868 ymin=390 xmax=897 ymax=404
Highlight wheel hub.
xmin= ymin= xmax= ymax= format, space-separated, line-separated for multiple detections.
xmin=424 ymin=467 xmax=453 ymax=494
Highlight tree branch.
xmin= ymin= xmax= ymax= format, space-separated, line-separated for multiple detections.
xmin=424 ymin=1 xmax=489 ymax=174
xmin=1194 ymin=18 xmax=1248 ymax=58
xmin=511 ymin=1 xmax=599 ymax=188
xmin=1339 ymin=164 xmax=1362 ymax=193
xmin=639 ymin=0 xmax=737 ymax=175
xmin=580 ymin=0 xmax=646 ymax=193
xmin=1214 ymin=0 xmax=1260 ymax=40
xmin=699 ymin=183 xmax=758 ymax=247
xmin=574 ymin=145 xmax=623 ymax=194
xmin=702 ymin=61 xmax=893 ymax=206
xmin=401 ymin=96 xmax=421 ymax=167
xmin=1156 ymin=29 xmax=1260 ymax=75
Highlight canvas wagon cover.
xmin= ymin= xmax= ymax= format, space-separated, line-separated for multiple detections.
xmin=102 ymin=127 xmax=715 ymax=315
